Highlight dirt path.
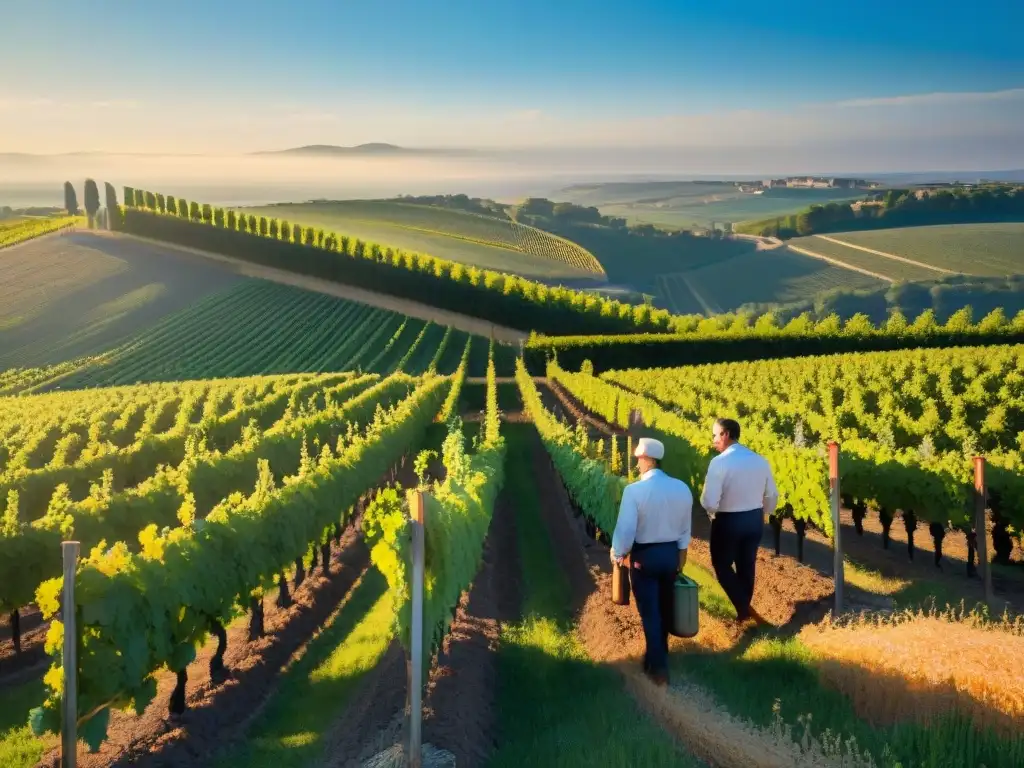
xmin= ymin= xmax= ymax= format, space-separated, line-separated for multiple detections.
xmin=813 ymin=235 xmax=955 ymax=276
xmin=526 ymin=428 xmax=849 ymax=767
xmin=82 ymin=231 xmax=528 ymax=344
xmin=731 ymin=234 xmax=784 ymax=251
xmin=786 ymin=243 xmax=894 ymax=282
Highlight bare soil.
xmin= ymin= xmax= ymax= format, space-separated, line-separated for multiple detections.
xmin=324 ymin=465 xmax=524 ymax=768
xmin=421 ymin=481 xmax=522 ymax=764
xmin=38 ymin=522 xmax=370 ymax=768
xmin=320 ymin=641 xmax=408 ymax=768
xmin=777 ymin=510 xmax=1024 ymax=612
xmin=543 ymin=377 xmax=624 ymax=437
xmin=0 ymin=607 xmax=48 ymax=684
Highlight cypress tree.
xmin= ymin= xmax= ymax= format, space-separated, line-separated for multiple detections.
xmin=269 ymin=219 xmax=278 ymax=239
xmin=103 ymin=182 xmax=120 ymax=230
xmin=239 ymin=214 xmax=249 ymax=233
xmin=122 ymin=186 xmax=134 ymax=208
xmin=227 ymin=210 xmax=237 ymax=229
xmin=156 ymin=193 xmax=166 ymax=213
xmin=259 ymin=217 xmax=268 ymax=236
xmin=248 ymin=214 xmax=257 ymax=232
xmin=214 ymin=208 xmax=225 ymax=227
xmin=84 ymin=179 xmax=101 ymax=228
xmin=304 ymin=226 xmax=315 ymax=246
xmin=144 ymin=190 xmax=156 ymax=210
xmin=189 ymin=201 xmax=201 ymax=221
xmin=166 ymin=195 xmax=177 ymax=215
xmin=281 ymin=221 xmax=290 ymax=241
xmin=64 ymin=181 xmax=79 ymax=215
xmin=178 ymin=198 xmax=189 ymax=218
xmin=202 ymin=204 xmax=213 ymax=224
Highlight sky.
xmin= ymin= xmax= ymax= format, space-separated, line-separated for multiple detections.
xmin=2 ymin=0 xmax=1023 ymax=169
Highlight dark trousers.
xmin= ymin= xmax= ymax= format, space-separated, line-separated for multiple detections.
xmin=709 ymin=508 xmax=763 ymax=620
xmin=629 ymin=541 xmax=678 ymax=676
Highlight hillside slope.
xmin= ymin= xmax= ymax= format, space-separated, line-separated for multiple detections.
xmin=246 ymin=200 xmax=605 ymax=282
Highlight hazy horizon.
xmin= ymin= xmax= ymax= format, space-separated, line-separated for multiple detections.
xmin=3 ymin=1 xmax=1023 ymax=171
xmin=5 ymin=145 xmax=1024 ymax=211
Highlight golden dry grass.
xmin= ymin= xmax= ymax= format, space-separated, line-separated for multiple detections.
xmin=799 ymin=606 xmax=1024 ymax=739
xmin=622 ymin=669 xmax=878 ymax=768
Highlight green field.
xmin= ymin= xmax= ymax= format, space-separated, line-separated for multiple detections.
xmin=0 ymin=215 xmax=80 ymax=248
xmin=820 ymin=223 xmax=1024 ymax=277
xmin=0 ymin=232 xmax=239 ymax=369
xmin=786 ymin=236 xmax=942 ymax=282
xmin=661 ymin=248 xmax=884 ymax=314
xmin=554 ymin=181 xmax=866 ymax=228
xmin=245 ymin=200 xmax=605 ymax=282
xmin=47 ymin=280 xmax=516 ymax=388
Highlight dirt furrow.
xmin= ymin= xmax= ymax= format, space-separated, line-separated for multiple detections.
xmin=38 ymin=522 xmax=371 ymax=768
xmin=526 ymin=427 xmax=851 ymax=767
xmin=326 ymin=473 xmax=524 ymax=767
xmin=0 ymin=606 xmax=47 ymax=684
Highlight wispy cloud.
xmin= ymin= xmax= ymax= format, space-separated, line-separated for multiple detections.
xmin=0 ymin=96 xmax=142 ymax=111
xmin=89 ymin=99 xmax=141 ymax=109
xmin=835 ymin=87 xmax=1024 ymax=108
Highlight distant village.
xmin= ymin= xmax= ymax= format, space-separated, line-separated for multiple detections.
xmin=736 ymin=177 xmax=879 ymax=194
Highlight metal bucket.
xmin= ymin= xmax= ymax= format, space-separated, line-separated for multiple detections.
xmin=669 ymin=574 xmax=699 ymax=638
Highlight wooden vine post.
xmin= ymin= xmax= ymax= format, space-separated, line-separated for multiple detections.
xmin=828 ymin=442 xmax=844 ymax=615
xmin=974 ymin=457 xmax=994 ymax=606
xmin=408 ymin=491 xmax=425 ymax=768
xmin=61 ymin=541 xmax=80 ymax=768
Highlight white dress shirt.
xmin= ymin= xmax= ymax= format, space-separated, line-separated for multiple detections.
xmin=700 ymin=443 xmax=778 ymax=516
xmin=611 ymin=468 xmax=693 ymax=559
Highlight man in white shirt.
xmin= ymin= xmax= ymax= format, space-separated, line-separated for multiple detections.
xmin=700 ymin=418 xmax=778 ymax=625
xmin=611 ymin=437 xmax=693 ymax=686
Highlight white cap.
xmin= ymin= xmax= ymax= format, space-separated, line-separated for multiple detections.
xmin=634 ymin=437 xmax=664 ymax=460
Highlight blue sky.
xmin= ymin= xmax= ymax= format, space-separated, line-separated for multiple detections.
xmin=2 ymin=0 xmax=1023 ymax=164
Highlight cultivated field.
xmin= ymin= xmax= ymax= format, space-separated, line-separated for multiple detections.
xmin=2 ymin=198 xmax=1024 ymax=768
xmin=0 ymin=233 xmax=239 ymax=370
xmin=657 ymin=248 xmax=884 ymax=314
xmin=821 ymin=223 xmax=1024 ymax=277
xmin=554 ymin=181 xmax=866 ymax=228
xmin=786 ymin=235 xmax=942 ymax=282
xmin=21 ymin=279 xmax=516 ymax=390
xmin=0 ymin=216 xmax=80 ymax=249
xmin=245 ymin=200 xmax=605 ymax=282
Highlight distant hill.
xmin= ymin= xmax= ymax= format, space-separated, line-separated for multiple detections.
xmin=251 ymin=143 xmax=470 ymax=157
xmin=242 ymin=199 xmax=606 ymax=283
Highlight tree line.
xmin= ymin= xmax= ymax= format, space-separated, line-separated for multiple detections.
xmin=120 ymin=187 xmax=685 ymax=336
xmin=63 ymin=179 xmax=121 ymax=230
xmin=118 ymin=185 xmax=1024 ymax=347
xmin=735 ymin=184 xmax=1024 ymax=238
